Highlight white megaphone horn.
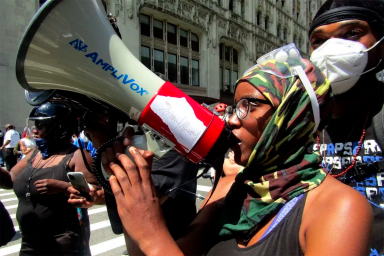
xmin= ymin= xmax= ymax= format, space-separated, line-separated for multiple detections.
xmin=16 ymin=0 xmax=237 ymax=166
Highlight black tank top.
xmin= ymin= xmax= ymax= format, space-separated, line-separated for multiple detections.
xmin=206 ymin=193 xmax=307 ymax=256
xmin=13 ymin=147 xmax=81 ymax=238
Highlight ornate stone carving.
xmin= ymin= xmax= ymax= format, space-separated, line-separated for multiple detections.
xmin=115 ymin=0 xmax=123 ymax=18
xmin=126 ymin=0 xmax=133 ymax=19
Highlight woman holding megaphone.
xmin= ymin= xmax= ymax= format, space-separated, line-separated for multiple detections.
xmin=101 ymin=57 xmax=372 ymax=256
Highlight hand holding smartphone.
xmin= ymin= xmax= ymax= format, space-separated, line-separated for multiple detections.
xmin=67 ymin=172 xmax=92 ymax=201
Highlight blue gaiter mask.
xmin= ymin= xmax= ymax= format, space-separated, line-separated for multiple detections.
xmin=35 ymin=138 xmax=51 ymax=159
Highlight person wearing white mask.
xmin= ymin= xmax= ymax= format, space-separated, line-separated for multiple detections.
xmin=308 ymin=0 xmax=384 ymax=254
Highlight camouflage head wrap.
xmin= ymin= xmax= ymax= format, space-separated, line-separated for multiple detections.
xmin=219 ymin=59 xmax=333 ymax=240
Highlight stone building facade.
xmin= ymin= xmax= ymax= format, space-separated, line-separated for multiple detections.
xmin=0 ymin=0 xmax=326 ymax=131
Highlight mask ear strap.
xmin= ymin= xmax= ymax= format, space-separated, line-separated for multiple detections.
xmin=361 ymin=59 xmax=383 ymax=76
xmin=362 ymin=36 xmax=384 ymax=52
xmin=291 ymin=66 xmax=320 ymax=134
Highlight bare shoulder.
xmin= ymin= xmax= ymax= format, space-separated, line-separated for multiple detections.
xmin=301 ymin=175 xmax=373 ymax=256
xmin=307 ymin=175 xmax=371 ymax=213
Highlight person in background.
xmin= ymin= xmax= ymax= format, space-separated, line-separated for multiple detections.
xmin=86 ymin=140 xmax=97 ymax=158
xmin=72 ymin=132 xmax=85 ymax=149
xmin=308 ymin=0 xmax=384 ymax=254
xmin=1 ymin=102 xmax=98 ymax=255
xmin=0 ymin=124 xmax=20 ymax=171
xmin=0 ymin=167 xmax=16 ymax=247
xmin=0 ymin=130 xmax=4 ymax=167
xmin=19 ymin=128 xmax=36 ymax=159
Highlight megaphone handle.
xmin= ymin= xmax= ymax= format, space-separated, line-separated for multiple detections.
xmin=105 ymin=192 xmax=124 ymax=234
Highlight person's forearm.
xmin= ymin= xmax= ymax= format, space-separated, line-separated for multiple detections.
xmin=0 ymin=141 xmax=10 ymax=150
xmin=94 ymin=189 xmax=105 ymax=205
xmin=0 ymin=167 xmax=13 ymax=189
xmin=139 ymin=228 xmax=184 ymax=256
xmin=58 ymin=180 xmax=72 ymax=193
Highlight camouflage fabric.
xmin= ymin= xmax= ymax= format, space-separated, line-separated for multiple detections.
xmin=219 ymin=59 xmax=333 ymax=240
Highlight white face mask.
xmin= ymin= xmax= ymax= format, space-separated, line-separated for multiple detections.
xmin=310 ymin=37 xmax=383 ymax=95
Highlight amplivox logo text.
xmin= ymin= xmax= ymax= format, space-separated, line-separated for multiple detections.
xmin=68 ymin=39 xmax=148 ymax=96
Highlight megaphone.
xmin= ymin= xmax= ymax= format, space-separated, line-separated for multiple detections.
xmin=16 ymin=0 xmax=240 ymax=235
xmin=16 ymin=0 xmax=239 ymax=196
xmin=16 ymin=0 xmax=237 ymax=164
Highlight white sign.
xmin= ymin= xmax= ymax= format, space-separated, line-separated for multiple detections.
xmin=150 ymin=96 xmax=206 ymax=152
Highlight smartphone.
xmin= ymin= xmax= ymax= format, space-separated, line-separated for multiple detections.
xmin=67 ymin=172 xmax=91 ymax=200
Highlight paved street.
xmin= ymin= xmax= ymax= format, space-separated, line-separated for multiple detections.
xmin=0 ymin=176 xmax=213 ymax=256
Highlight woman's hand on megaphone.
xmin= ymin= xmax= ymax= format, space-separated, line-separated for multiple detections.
xmin=106 ymin=148 xmax=175 ymax=255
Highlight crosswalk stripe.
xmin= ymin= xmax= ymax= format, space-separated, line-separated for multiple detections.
xmin=197 ymin=185 xmax=212 ymax=192
xmin=10 ymin=206 xmax=107 ymax=219
xmin=4 ymin=204 xmax=17 ymax=210
xmin=0 ymin=243 xmax=21 ymax=255
xmin=90 ymin=236 xmax=125 ymax=256
xmin=0 ymin=236 xmax=126 ymax=256
xmin=1 ymin=197 xmax=17 ymax=202
xmin=13 ymin=220 xmax=112 ymax=233
xmin=0 ymin=192 xmax=16 ymax=197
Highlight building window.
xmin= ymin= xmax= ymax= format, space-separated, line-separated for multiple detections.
xmin=154 ymin=49 xmax=164 ymax=74
xmin=141 ymin=46 xmax=151 ymax=69
xmin=233 ymin=49 xmax=238 ymax=64
xmin=167 ymin=23 xmax=177 ymax=45
xmin=220 ymin=43 xmax=223 ymax=60
xmin=225 ymin=46 xmax=230 ymax=61
xmin=153 ymin=19 xmax=163 ymax=40
xmin=277 ymin=25 xmax=281 ymax=38
xmin=218 ymin=0 xmax=223 ymax=6
xmin=229 ymin=0 xmax=234 ymax=11
xmin=257 ymin=12 xmax=262 ymax=26
xmin=241 ymin=0 xmax=245 ymax=18
xmin=265 ymin=16 xmax=269 ymax=30
xmin=180 ymin=29 xmax=188 ymax=48
xmin=224 ymin=69 xmax=231 ymax=91
xmin=180 ymin=57 xmax=189 ymax=85
xmin=192 ymin=60 xmax=199 ymax=86
xmin=168 ymin=53 xmax=177 ymax=83
xmin=232 ymin=70 xmax=238 ymax=90
xmin=283 ymin=28 xmax=287 ymax=40
xmin=282 ymin=0 xmax=285 ymax=7
xmin=191 ymin=33 xmax=199 ymax=52
xmin=140 ymin=15 xmax=201 ymax=87
xmin=220 ymin=43 xmax=239 ymax=92
xmin=140 ymin=14 xmax=150 ymax=37
xmin=220 ymin=68 xmax=223 ymax=89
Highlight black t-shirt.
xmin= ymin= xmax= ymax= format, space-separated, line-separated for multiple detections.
xmin=151 ymin=149 xmax=199 ymax=240
xmin=313 ymin=117 xmax=384 ymax=255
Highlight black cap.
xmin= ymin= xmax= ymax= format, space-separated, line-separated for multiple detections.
xmin=309 ymin=0 xmax=384 ymax=37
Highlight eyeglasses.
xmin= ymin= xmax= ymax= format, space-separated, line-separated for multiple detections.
xmin=226 ymin=97 xmax=271 ymax=120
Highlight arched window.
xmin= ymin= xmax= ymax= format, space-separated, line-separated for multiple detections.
xmin=257 ymin=12 xmax=262 ymax=26
xmin=219 ymin=43 xmax=239 ymax=92
xmin=191 ymin=33 xmax=199 ymax=52
xmin=264 ymin=16 xmax=269 ymax=30
xmin=241 ymin=0 xmax=245 ymax=18
xmin=229 ymin=0 xmax=234 ymax=11
xmin=298 ymin=37 xmax=303 ymax=48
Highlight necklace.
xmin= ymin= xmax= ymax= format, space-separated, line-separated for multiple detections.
xmin=25 ymin=153 xmax=58 ymax=201
xmin=316 ymin=120 xmax=359 ymax=173
xmin=316 ymin=90 xmax=376 ymax=178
